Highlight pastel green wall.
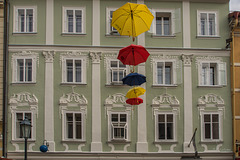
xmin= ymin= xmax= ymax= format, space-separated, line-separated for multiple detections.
xmin=190 ymin=2 xmax=230 ymax=49
xmin=54 ymin=0 xmax=92 ymax=46
xmin=9 ymin=0 xmax=46 ymax=45
xmin=7 ymin=52 xmax=46 ymax=151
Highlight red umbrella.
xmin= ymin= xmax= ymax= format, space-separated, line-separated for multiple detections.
xmin=126 ymin=97 xmax=143 ymax=105
xmin=118 ymin=44 xmax=150 ymax=66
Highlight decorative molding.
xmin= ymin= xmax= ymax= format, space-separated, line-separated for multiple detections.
xmin=43 ymin=51 xmax=55 ymax=62
xmin=108 ymin=143 xmax=130 ymax=152
xmin=181 ymin=54 xmax=193 ymax=66
xmin=195 ymin=56 xmax=222 ymax=68
xmin=150 ymin=55 xmax=180 ymax=69
xmin=90 ymin=52 xmax=102 ymax=63
xmin=62 ymin=143 xmax=85 ymax=152
xmin=155 ymin=144 xmax=177 ymax=153
xmin=59 ymin=51 xmax=89 ymax=67
xmin=9 ymin=92 xmax=38 ymax=105
xmin=152 ymin=93 xmax=180 ymax=107
xmin=12 ymin=51 xmax=39 ymax=67
xmin=198 ymin=93 xmax=224 ymax=107
xmin=105 ymin=93 xmax=127 ymax=105
xmin=201 ymin=144 xmax=222 ymax=152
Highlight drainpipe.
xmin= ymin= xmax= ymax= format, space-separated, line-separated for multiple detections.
xmin=3 ymin=0 xmax=9 ymax=157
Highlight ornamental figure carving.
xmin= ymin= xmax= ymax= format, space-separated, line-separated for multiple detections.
xmin=90 ymin=52 xmax=102 ymax=63
xmin=182 ymin=54 xmax=193 ymax=66
xmin=43 ymin=51 xmax=55 ymax=62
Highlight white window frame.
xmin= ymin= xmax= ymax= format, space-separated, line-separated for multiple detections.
xmin=153 ymin=60 xmax=177 ymax=86
xmin=105 ymin=57 xmax=129 ymax=85
xmin=155 ymin=112 xmax=176 ymax=142
xmin=108 ymin=112 xmax=130 ymax=141
xmin=62 ymin=7 xmax=86 ymax=34
xmin=63 ymin=111 xmax=84 ymax=141
xmin=12 ymin=52 xmax=38 ymax=84
xmin=150 ymin=9 xmax=175 ymax=36
xmin=198 ymin=61 xmax=227 ymax=86
xmin=13 ymin=6 xmax=37 ymax=33
xmin=106 ymin=7 xmax=119 ymax=35
xmin=61 ymin=55 xmax=87 ymax=84
xmin=9 ymin=92 xmax=38 ymax=142
xmin=200 ymin=112 xmax=223 ymax=142
xmin=197 ymin=10 xmax=219 ymax=37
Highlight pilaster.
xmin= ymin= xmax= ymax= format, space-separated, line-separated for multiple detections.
xmin=182 ymin=54 xmax=194 ymax=152
xmin=92 ymin=0 xmax=100 ymax=46
xmin=182 ymin=1 xmax=191 ymax=48
xmin=90 ymin=52 xmax=102 ymax=152
xmin=42 ymin=51 xmax=55 ymax=151
xmin=46 ymin=0 xmax=54 ymax=45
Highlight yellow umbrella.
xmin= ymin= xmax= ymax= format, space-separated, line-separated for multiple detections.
xmin=111 ymin=2 xmax=154 ymax=41
xmin=126 ymin=86 xmax=146 ymax=98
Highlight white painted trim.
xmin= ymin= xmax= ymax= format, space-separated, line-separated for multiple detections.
xmin=182 ymin=1 xmax=191 ymax=48
xmin=92 ymin=0 xmax=100 ymax=46
xmin=13 ymin=6 xmax=37 ymax=33
xmin=46 ymin=0 xmax=54 ymax=45
xmin=62 ymin=6 xmax=86 ymax=34
xmin=106 ymin=7 xmax=118 ymax=35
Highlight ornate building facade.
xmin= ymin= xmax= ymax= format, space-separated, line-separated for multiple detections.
xmin=6 ymin=0 xmax=232 ymax=159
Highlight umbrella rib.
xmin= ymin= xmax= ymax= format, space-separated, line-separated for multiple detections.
xmin=133 ymin=13 xmax=152 ymax=30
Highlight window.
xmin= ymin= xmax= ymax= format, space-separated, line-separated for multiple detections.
xmin=12 ymin=52 xmax=38 ymax=84
xmin=152 ymin=59 xmax=182 ymax=86
xmin=157 ymin=114 xmax=174 ymax=140
xmin=157 ymin=62 xmax=173 ymax=85
xmin=156 ymin=12 xmax=171 ymax=36
xmin=65 ymin=113 xmax=82 ymax=140
xmin=203 ymin=114 xmax=219 ymax=140
xmin=198 ymin=62 xmax=226 ymax=86
xmin=17 ymin=59 xmax=32 ymax=82
xmin=13 ymin=6 xmax=37 ymax=33
xmin=63 ymin=7 xmax=85 ymax=34
xmin=111 ymin=113 xmax=127 ymax=140
xmin=197 ymin=11 xmax=218 ymax=36
xmin=61 ymin=54 xmax=87 ymax=84
xmin=106 ymin=8 xmax=119 ymax=35
xmin=16 ymin=112 xmax=32 ymax=139
xmin=149 ymin=8 xmax=181 ymax=36
xmin=110 ymin=61 xmax=126 ymax=83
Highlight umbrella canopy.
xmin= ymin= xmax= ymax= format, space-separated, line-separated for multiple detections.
xmin=126 ymin=86 xmax=146 ymax=98
xmin=111 ymin=2 xmax=154 ymax=41
xmin=118 ymin=44 xmax=150 ymax=66
xmin=122 ymin=72 xmax=146 ymax=86
xmin=126 ymin=97 xmax=143 ymax=105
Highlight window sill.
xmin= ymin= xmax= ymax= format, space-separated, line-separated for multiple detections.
xmin=198 ymin=85 xmax=224 ymax=88
xmin=152 ymin=84 xmax=178 ymax=88
xmin=151 ymin=34 xmax=176 ymax=38
xmin=61 ymin=83 xmax=87 ymax=86
xmin=11 ymin=139 xmax=36 ymax=143
xmin=107 ymin=140 xmax=131 ymax=144
xmin=154 ymin=140 xmax=178 ymax=144
xmin=12 ymin=32 xmax=37 ymax=35
xmin=11 ymin=82 xmax=36 ymax=85
xmin=196 ymin=35 xmax=220 ymax=39
xmin=61 ymin=140 xmax=86 ymax=143
xmin=200 ymin=140 xmax=223 ymax=144
xmin=105 ymin=34 xmax=129 ymax=38
xmin=61 ymin=33 xmax=86 ymax=36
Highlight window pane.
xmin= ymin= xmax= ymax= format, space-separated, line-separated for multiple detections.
xmin=167 ymin=114 xmax=173 ymax=122
xmin=163 ymin=17 xmax=170 ymax=35
xmin=110 ymin=61 xmax=118 ymax=67
xmin=75 ymin=60 xmax=82 ymax=82
xmin=204 ymin=114 xmax=210 ymax=122
xmin=26 ymin=9 xmax=33 ymax=32
xmin=212 ymin=122 xmax=219 ymax=139
xmin=158 ymin=114 xmax=165 ymax=122
xmin=165 ymin=66 xmax=171 ymax=85
xmin=16 ymin=113 xmax=23 ymax=138
xmin=156 ymin=15 xmax=162 ymax=35
xmin=157 ymin=62 xmax=163 ymax=84
xmin=209 ymin=13 xmax=215 ymax=35
xmin=75 ymin=10 xmax=82 ymax=33
xmin=67 ymin=10 xmax=74 ymax=32
xmin=66 ymin=113 xmax=73 ymax=138
xmin=201 ymin=13 xmax=207 ymax=35
xmin=210 ymin=67 xmax=215 ymax=85
xmin=158 ymin=123 xmax=165 ymax=139
xmin=120 ymin=114 xmax=126 ymax=122
xmin=205 ymin=123 xmax=211 ymax=139
xmin=112 ymin=114 xmax=118 ymax=122
xmin=25 ymin=59 xmax=32 ymax=82
xmin=167 ymin=122 xmax=173 ymax=139
xmin=212 ymin=114 xmax=219 ymax=122
xmin=18 ymin=9 xmax=25 ymax=32
xmin=17 ymin=59 xmax=24 ymax=82
xmin=66 ymin=60 xmax=73 ymax=82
